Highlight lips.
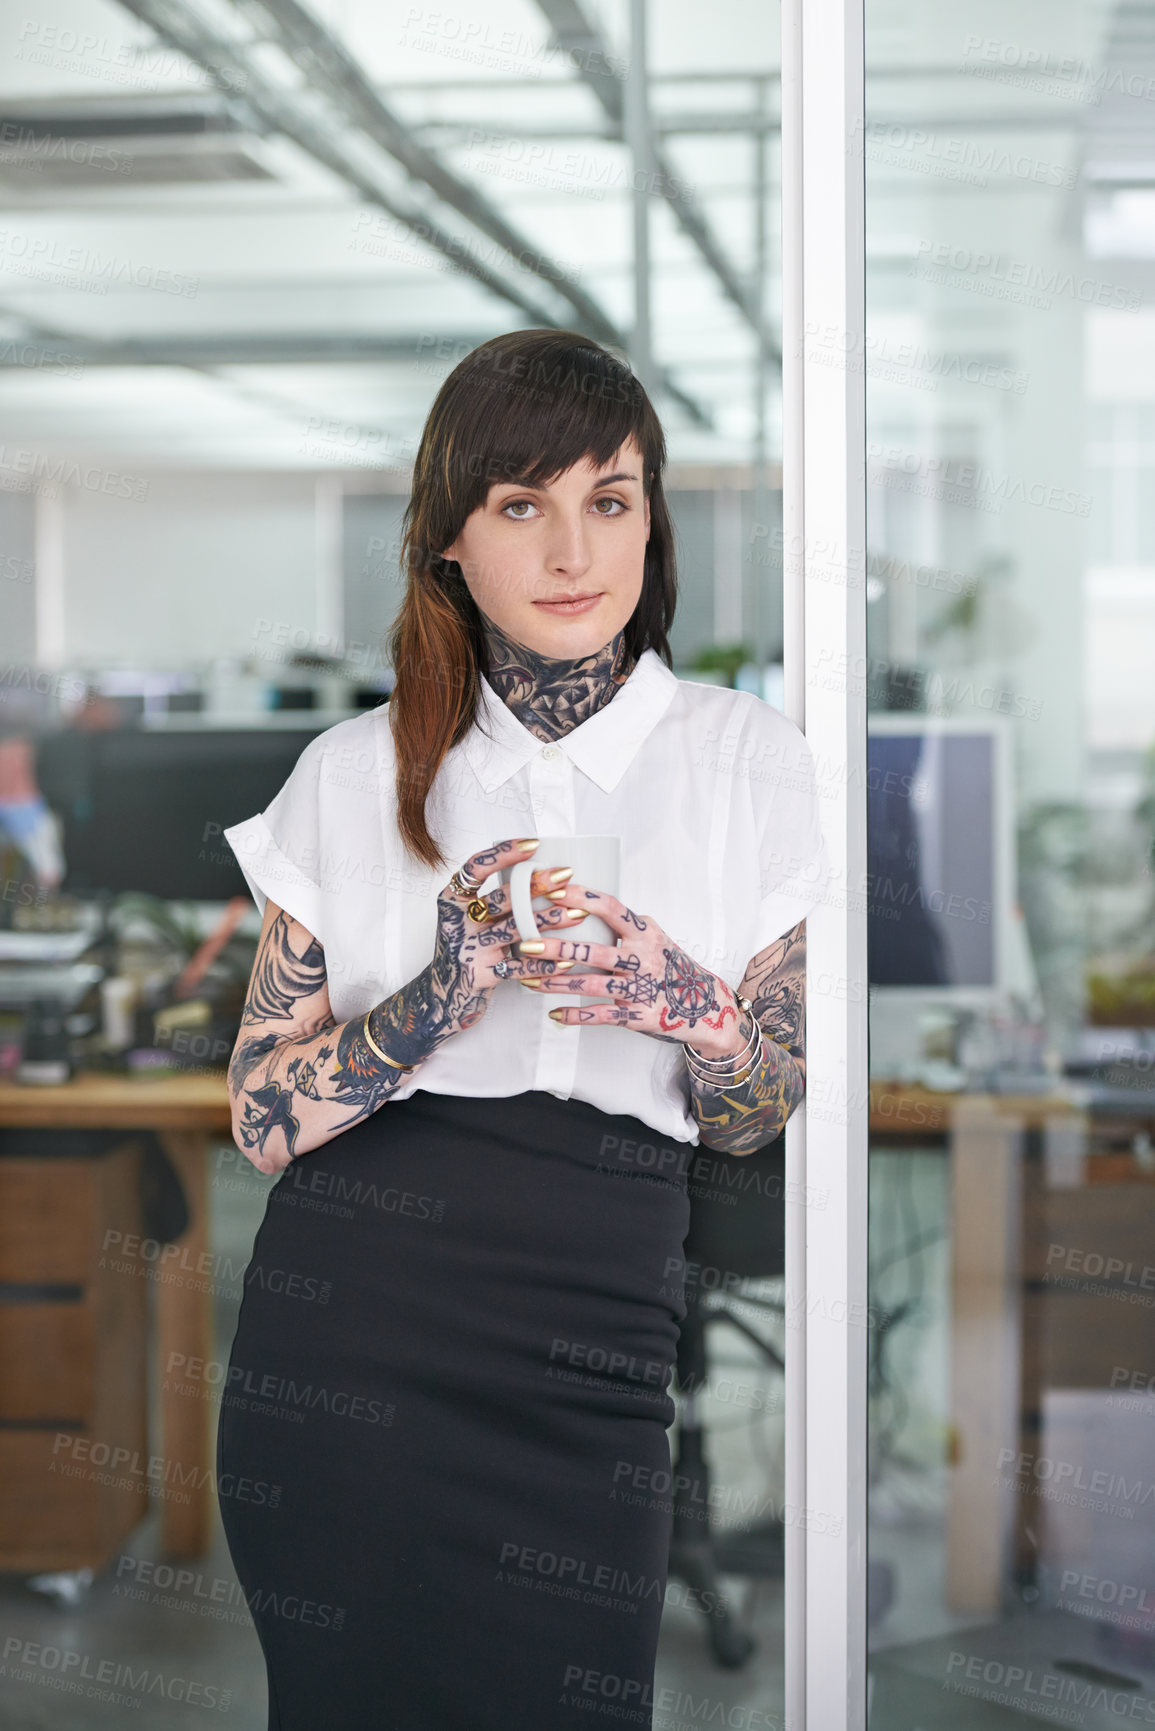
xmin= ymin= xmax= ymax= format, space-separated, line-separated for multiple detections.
xmin=533 ymin=593 xmax=603 ymax=613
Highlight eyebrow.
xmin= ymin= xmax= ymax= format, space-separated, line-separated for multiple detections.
xmin=499 ymin=470 xmax=639 ymax=491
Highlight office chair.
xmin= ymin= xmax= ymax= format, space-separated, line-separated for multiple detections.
xmin=666 ymin=1139 xmax=899 ymax=1668
xmin=666 ymin=1135 xmax=788 ymax=1668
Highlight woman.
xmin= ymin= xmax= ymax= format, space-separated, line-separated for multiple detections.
xmin=219 ymin=328 xmax=827 ymax=1731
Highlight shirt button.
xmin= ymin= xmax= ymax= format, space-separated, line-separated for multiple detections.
xmin=541 ymin=746 xmax=560 ymax=763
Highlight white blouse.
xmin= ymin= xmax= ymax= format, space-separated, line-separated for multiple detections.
xmin=224 ymin=648 xmax=830 ymax=1146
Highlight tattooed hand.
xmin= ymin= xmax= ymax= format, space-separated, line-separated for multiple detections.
xmin=226 ymin=838 xmax=585 ymax=1174
xmin=368 ymin=836 xmax=592 ymax=1066
xmin=515 ymin=881 xmax=746 ymax=1061
xmin=519 ymin=888 xmax=809 ymax=1156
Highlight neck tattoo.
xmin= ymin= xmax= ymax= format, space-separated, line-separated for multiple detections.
xmin=481 ymin=616 xmax=633 ymax=743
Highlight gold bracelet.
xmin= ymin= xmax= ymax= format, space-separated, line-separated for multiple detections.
xmin=361 ymin=1011 xmax=417 ymax=1071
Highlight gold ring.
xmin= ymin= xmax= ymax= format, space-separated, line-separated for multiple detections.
xmin=467 ymin=898 xmax=489 ymax=924
xmin=450 ymin=865 xmax=485 ymax=897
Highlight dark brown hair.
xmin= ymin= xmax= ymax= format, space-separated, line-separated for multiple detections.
xmin=387 ymin=328 xmax=678 ymax=867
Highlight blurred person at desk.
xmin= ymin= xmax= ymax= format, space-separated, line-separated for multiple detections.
xmin=0 ymin=734 xmax=63 ymax=919
xmin=217 ymin=330 xmax=828 ymax=1731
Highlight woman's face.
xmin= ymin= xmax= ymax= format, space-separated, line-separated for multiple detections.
xmin=441 ymin=437 xmax=651 ymax=659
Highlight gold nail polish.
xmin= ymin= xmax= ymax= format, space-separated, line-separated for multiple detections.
xmin=548 ymin=1009 xmax=566 ymax=1022
xmin=519 ymin=979 xmax=545 ymax=990
xmin=515 ymin=838 xmax=539 ymax=851
xmin=518 ymin=940 xmax=546 ymax=954
xmin=545 ymin=888 xmax=569 ymax=901
xmin=552 ymin=961 xmax=575 ymax=973
xmin=563 ymin=908 xmax=586 ymax=920
xmin=548 ymin=867 xmax=574 ymax=884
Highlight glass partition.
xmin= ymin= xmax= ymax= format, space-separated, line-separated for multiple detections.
xmin=864 ymin=6 xmax=1155 ymax=1725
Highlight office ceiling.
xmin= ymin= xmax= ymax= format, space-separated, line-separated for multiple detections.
xmin=0 ymin=0 xmax=1151 ymax=470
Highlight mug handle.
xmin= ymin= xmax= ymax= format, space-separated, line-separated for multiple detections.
xmin=507 ymin=860 xmax=542 ymax=944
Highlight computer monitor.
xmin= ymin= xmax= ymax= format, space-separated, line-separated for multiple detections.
xmin=867 ymin=714 xmax=1017 ymax=1003
xmin=34 ymin=724 xmax=332 ymax=901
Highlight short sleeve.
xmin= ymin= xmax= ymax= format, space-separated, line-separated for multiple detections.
xmin=223 ymin=736 xmax=328 ymax=943
xmin=749 ymin=718 xmax=832 ymax=955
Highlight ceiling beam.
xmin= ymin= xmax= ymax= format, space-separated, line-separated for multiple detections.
xmin=237 ymin=0 xmax=623 ymax=345
xmin=534 ymin=0 xmax=780 ymax=367
xmin=115 ymin=0 xmax=713 ymax=432
xmin=0 ymin=331 xmax=495 ymax=367
xmin=110 ymin=0 xmax=711 ymax=427
xmin=112 ymin=0 xmax=559 ymax=327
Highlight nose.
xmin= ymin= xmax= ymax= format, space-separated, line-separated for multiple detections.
xmin=542 ymin=508 xmax=592 ymax=582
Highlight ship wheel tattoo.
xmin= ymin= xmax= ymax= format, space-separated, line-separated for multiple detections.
xmin=660 ymin=946 xmax=723 ymax=1031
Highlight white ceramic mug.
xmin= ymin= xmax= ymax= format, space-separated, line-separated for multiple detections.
xmin=502 ymin=835 xmax=621 ymax=950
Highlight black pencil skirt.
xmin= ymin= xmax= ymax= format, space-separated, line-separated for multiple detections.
xmin=216 ymin=1089 xmax=692 ymax=1731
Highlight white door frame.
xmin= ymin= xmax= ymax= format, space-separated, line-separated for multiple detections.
xmin=781 ymin=0 xmax=868 ymax=1726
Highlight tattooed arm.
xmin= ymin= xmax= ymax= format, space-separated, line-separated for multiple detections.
xmin=685 ymin=921 xmax=806 ymax=1156
xmin=519 ymin=888 xmax=808 ymax=1158
xmin=226 ymin=898 xmax=401 ymax=1175
xmin=227 ymin=836 xmax=581 ymax=1174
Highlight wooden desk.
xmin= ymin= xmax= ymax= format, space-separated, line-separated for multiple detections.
xmin=0 ymin=1073 xmax=232 ymax=1561
xmin=868 ymin=1079 xmax=1086 ymax=1136
xmin=0 ymin=1072 xmax=1118 ymax=1584
xmin=868 ymin=1082 xmax=1155 ymax=1616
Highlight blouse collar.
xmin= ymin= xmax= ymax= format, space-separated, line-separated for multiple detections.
xmin=462 ymin=646 xmax=680 ymax=796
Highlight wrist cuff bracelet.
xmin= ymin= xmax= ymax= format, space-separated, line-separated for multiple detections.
xmin=362 ymin=1011 xmax=418 ymax=1071
xmin=682 ymin=997 xmax=764 ymax=1085
xmin=685 ymin=1014 xmax=759 ymax=1071
xmin=682 ymin=995 xmax=757 ymax=1065
xmin=685 ymin=1029 xmax=766 ymax=1089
